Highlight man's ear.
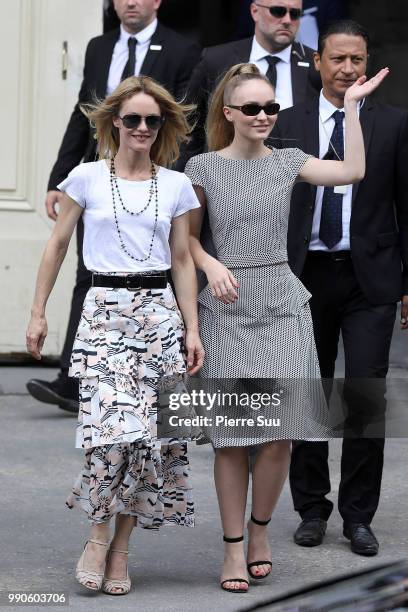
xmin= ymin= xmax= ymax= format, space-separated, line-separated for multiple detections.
xmin=313 ymin=51 xmax=321 ymax=72
xmin=250 ymin=1 xmax=259 ymax=24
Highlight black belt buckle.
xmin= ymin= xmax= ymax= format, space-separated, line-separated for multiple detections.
xmin=125 ymin=275 xmax=142 ymax=291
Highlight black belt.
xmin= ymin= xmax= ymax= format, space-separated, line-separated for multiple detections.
xmin=307 ymin=250 xmax=351 ymax=262
xmin=92 ymin=271 xmax=168 ymax=290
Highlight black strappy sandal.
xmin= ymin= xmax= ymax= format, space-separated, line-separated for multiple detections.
xmin=247 ymin=514 xmax=273 ymax=580
xmin=220 ymin=535 xmax=250 ymax=593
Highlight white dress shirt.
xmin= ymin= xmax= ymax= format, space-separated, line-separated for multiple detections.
xmin=249 ymin=37 xmax=293 ymax=110
xmin=107 ymin=19 xmax=158 ymax=95
xmin=309 ymin=91 xmax=362 ymax=252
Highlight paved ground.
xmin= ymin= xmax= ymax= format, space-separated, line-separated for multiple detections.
xmin=0 ymin=314 xmax=407 ymax=611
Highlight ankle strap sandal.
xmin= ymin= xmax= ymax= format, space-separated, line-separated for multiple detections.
xmin=250 ymin=514 xmax=271 ymax=526
xmin=75 ymin=539 xmax=109 ymax=591
xmin=220 ymin=535 xmax=249 ymax=593
xmin=102 ymin=548 xmax=131 ymax=596
xmin=223 ymin=535 xmax=244 ymax=543
xmin=247 ymin=515 xmax=273 ymax=580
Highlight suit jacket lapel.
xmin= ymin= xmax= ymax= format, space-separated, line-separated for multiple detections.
xmin=304 ymin=100 xmax=320 ymax=204
xmin=304 ymin=100 xmax=320 ymax=157
xmin=233 ymin=37 xmax=253 ymax=64
xmin=98 ymin=29 xmax=120 ymax=98
xmin=139 ymin=23 xmax=164 ymax=77
xmin=352 ymin=98 xmax=374 ymax=204
xmin=291 ymin=42 xmax=310 ymax=104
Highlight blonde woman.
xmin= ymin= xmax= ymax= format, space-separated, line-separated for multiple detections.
xmin=26 ymin=76 xmax=204 ymax=595
xmin=184 ymin=63 xmax=388 ymax=593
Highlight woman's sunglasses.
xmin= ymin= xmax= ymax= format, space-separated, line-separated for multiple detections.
xmin=226 ymin=102 xmax=280 ymax=116
xmin=255 ymin=4 xmax=303 ymax=20
xmin=118 ymin=114 xmax=165 ymax=130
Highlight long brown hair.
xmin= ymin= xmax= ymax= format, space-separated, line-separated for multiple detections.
xmin=81 ymin=76 xmax=195 ymax=167
xmin=206 ymin=63 xmax=273 ymax=151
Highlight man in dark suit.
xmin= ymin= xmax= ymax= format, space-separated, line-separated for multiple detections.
xmin=27 ymin=0 xmax=200 ymax=412
xmin=182 ymin=0 xmax=320 ymax=162
xmin=273 ymin=20 xmax=408 ymax=555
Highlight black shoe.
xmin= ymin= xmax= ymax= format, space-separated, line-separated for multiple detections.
xmin=294 ymin=518 xmax=327 ymax=547
xmin=26 ymin=372 xmax=79 ymax=413
xmin=343 ymin=523 xmax=379 ymax=556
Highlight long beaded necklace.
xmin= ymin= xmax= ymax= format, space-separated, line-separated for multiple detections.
xmin=110 ymin=156 xmax=158 ymax=263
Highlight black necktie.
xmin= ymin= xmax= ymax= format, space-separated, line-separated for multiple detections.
xmin=319 ymin=110 xmax=345 ymax=249
xmin=265 ymin=56 xmax=280 ymax=90
xmin=121 ymin=37 xmax=137 ymax=81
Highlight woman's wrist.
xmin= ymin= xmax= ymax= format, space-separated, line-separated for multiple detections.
xmin=185 ymin=323 xmax=199 ymax=333
xmin=31 ymin=307 xmax=46 ymax=319
xmin=344 ymin=99 xmax=358 ymax=112
xmin=200 ymin=253 xmax=216 ymax=274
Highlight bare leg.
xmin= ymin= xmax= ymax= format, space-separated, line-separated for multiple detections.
xmin=104 ymin=515 xmax=135 ymax=593
xmin=79 ymin=522 xmax=110 ymax=589
xmin=248 ymin=440 xmax=291 ymax=577
xmin=214 ymin=447 xmax=250 ymax=591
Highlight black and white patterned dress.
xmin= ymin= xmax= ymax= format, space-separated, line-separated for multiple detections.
xmin=185 ymin=149 xmax=330 ymax=447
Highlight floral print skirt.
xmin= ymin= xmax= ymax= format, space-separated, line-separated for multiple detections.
xmin=65 ymin=284 xmax=194 ymax=527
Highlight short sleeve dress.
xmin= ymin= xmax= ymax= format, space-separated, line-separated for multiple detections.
xmin=185 ymin=149 xmax=330 ymax=446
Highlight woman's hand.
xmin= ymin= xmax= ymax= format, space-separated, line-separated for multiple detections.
xmin=344 ymin=68 xmax=389 ymax=105
xmin=26 ymin=315 xmax=48 ymax=360
xmin=185 ymin=329 xmax=205 ymax=375
xmin=204 ymin=258 xmax=240 ymax=304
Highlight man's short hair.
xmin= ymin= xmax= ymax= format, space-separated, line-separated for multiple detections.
xmin=318 ymin=20 xmax=370 ymax=55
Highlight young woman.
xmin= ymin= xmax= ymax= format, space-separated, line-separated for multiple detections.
xmin=26 ymin=76 xmax=204 ymax=595
xmin=184 ymin=63 xmax=388 ymax=593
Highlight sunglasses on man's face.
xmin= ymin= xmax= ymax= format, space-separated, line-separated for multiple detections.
xmin=255 ymin=4 xmax=303 ymax=20
xmin=226 ymin=102 xmax=281 ymax=116
xmin=118 ymin=114 xmax=165 ymax=130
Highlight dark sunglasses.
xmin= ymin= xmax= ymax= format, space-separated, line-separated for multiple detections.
xmin=255 ymin=4 xmax=303 ymax=20
xmin=226 ymin=102 xmax=280 ymax=116
xmin=118 ymin=114 xmax=165 ymax=130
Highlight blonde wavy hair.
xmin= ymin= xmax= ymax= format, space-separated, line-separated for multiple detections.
xmin=82 ymin=76 xmax=195 ymax=167
xmin=206 ymin=63 xmax=273 ymax=151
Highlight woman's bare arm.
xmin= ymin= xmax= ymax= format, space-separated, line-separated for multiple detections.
xmin=189 ymin=186 xmax=239 ymax=304
xmin=27 ymin=194 xmax=83 ymax=359
xmin=170 ymin=212 xmax=204 ymax=374
xmin=189 ymin=186 xmax=214 ymax=272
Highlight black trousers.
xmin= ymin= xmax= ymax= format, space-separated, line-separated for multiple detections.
xmin=60 ymin=218 xmax=92 ymax=370
xmin=289 ymin=253 xmax=396 ymax=525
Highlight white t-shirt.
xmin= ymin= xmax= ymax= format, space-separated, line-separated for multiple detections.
xmin=57 ymin=160 xmax=200 ymax=273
